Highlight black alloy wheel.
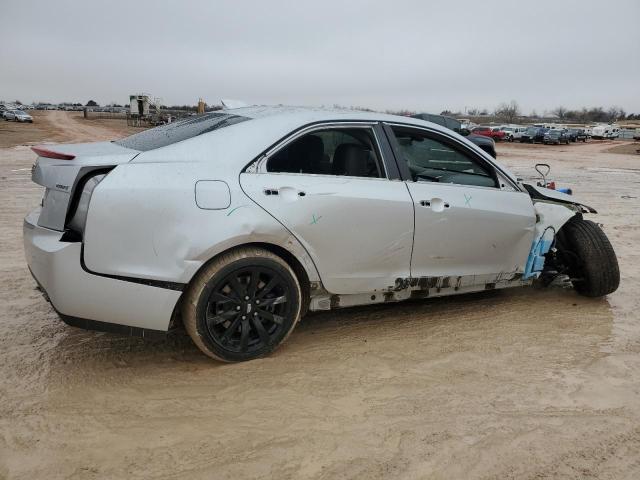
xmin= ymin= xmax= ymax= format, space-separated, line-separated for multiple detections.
xmin=203 ymin=266 xmax=292 ymax=355
xmin=183 ymin=247 xmax=302 ymax=362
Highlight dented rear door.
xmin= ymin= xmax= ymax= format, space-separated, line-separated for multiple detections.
xmin=241 ymin=173 xmax=414 ymax=294
xmin=240 ymin=123 xmax=414 ymax=295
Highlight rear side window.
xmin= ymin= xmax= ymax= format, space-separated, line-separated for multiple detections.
xmin=114 ymin=112 xmax=249 ymax=151
xmin=267 ymin=128 xmax=383 ymax=178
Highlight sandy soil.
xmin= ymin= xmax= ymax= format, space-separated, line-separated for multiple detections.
xmin=0 ymin=110 xmax=141 ymax=147
xmin=606 ymin=142 xmax=640 ymax=156
xmin=1 ymin=112 xmax=639 ymax=479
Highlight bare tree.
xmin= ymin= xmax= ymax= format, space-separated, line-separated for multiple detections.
xmin=552 ymin=106 xmax=567 ymax=119
xmin=607 ymin=106 xmax=625 ymax=122
xmin=494 ymin=100 xmax=521 ymax=123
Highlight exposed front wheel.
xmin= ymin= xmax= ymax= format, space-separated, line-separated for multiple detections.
xmin=557 ymin=219 xmax=620 ymax=297
xmin=182 ymin=247 xmax=302 ymax=362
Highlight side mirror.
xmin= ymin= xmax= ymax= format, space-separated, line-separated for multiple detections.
xmin=459 ymin=128 xmax=470 ymax=136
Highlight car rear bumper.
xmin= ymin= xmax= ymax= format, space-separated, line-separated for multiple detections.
xmin=23 ymin=208 xmax=181 ymax=335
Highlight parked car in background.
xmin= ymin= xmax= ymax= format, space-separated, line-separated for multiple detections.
xmin=471 ymin=126 xmax=506 ymax=142
xmin=8 ymin=110 xmax=34 ymax=122
xmin=24 ymin=106 xmax=619 ymax=362
xmin=534 ymin=127 xmax=550 ymax=143
xmin=543 ymin=129 xmax=570 ymax=145
xmin=565 ymin=129 xmax=576 ymax=142
xmin=564 ymin=128 xmax=589 ymax=142
xmin=520 ymin=127 xmax=540 ymax=143
xmin=574 ymin=129 xmax=589 ymax=142
xmin=501 ymin=126 xmax=526 ymax=142
xmin=411 ymin=113 xmax=497 ymax=158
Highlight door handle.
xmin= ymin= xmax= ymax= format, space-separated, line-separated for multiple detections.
xmin=263 ymin=187 xmax=306 ymax=199
xmin=419 ymin=199 xmax=450 ymax=210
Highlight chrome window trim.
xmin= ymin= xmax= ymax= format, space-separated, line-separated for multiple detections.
xmin=253 ymin=122 xmax=390 ymax=180
xmin=385 ymin=122 xmax=523 ymax=192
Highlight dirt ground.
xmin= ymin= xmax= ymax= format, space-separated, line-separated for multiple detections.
xmin=1 ymin=112 xmax=639 ymax=479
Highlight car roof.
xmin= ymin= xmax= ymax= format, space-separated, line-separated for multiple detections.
xmin=225 ymin=105 xmax=447 ymax=131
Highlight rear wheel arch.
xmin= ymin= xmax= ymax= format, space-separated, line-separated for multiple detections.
xmin=187 ymin=242 xmax=313 ymax=316
xmin=182 ymin=245 xmax=303 ymax=361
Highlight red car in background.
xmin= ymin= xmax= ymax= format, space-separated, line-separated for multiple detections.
xmin=471 ymin=126 xmax=506 ymax=141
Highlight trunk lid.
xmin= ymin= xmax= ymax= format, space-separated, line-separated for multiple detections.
xmin=32 ymin=141 xmax=139 ymax=231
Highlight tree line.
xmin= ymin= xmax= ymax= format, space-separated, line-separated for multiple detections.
xmin=459 ymin=101 xmax=637 ymax=123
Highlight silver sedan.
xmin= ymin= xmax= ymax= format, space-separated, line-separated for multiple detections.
xmin=5 ymin=109 xmax=33 ymax=122
xmin=23 ymin=106 xmax=619 ymax=361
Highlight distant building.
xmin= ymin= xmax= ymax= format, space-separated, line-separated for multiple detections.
xmin=129 ymin=95 xmax=150 ymax=117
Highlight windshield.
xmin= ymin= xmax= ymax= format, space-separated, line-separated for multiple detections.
xmin=526 ymin=127 xmax=538 ymax=134
xmin=15 ymin=110 xmax=26 ymax=115
xmin=114 ymin=112 xmax=250 ymax=151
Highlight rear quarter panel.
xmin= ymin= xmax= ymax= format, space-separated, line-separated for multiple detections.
xmin=83 ymin=161 xmax=320 ymax=285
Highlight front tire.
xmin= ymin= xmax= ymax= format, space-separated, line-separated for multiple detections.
xmin=182 ymin=247 xmax=302 ymax=362
xmin=558 ymin=219 xmax=620 ymax=297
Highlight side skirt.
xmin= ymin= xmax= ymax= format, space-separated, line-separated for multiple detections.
xmin=309 ymin=274 xmax=532 ymax=311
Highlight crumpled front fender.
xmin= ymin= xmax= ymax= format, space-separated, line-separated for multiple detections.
xmin=522 ymin=183 xmax=597 ymax=214
xmin=523 ymin=201 xmax=579 ymax=279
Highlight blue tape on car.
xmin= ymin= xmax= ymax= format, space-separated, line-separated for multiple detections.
xmin=524 ymin=237 xmax=553 ymax=279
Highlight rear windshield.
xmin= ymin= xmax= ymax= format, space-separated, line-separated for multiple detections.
xmin=114 ymin=112 xmax=250 ymax=151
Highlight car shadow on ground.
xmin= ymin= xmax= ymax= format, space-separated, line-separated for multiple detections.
xmin=47 ymin=284 xmax=615 ymax=373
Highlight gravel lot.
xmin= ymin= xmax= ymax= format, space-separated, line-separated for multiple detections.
xmin=1 ymin=112 xmax=639 ymax=479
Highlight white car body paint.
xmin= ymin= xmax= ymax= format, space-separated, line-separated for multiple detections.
xmin=23 ymin=106 xmax=592 ymax=333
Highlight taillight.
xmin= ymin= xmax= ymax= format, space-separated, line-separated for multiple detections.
xmin=31 ymin=147 xmax=75 ymax=160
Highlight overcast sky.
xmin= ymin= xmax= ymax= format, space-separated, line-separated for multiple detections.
xmin=1 ymin=0 xmax=639 ymax=113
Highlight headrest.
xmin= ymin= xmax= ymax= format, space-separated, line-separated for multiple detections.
xmin=332 ymin=143 xmax=372 ymax=177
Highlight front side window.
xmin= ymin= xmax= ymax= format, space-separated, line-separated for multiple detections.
xmin=267 ymin=127 xmax=383 ymax=178
xmin=391 ymin=127 xmax=497 ymax=188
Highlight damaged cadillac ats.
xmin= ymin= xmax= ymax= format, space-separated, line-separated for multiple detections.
xmin=23 ymin=106 xmax=620 ymax=362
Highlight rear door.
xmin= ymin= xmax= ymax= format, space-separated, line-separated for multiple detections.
xmin=240 ymin=123 xmax=414 ymax=294
xmin=384 ymin=124 xmax=536 ymax=283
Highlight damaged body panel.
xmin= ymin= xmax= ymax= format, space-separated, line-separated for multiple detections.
xmin=22 ymin=105 xmax=619 ymax=362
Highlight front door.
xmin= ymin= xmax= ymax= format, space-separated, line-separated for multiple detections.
xmin=386 ymin=124 xmax=536 ymax=283
xmin=241 ymin=124 xmax=414 ymax=294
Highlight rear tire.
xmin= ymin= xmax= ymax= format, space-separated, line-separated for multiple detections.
xmin=558 ymin=219 xmax=620 ymax=297
xmin=182 ymin=247 xmax=302 ymax=362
